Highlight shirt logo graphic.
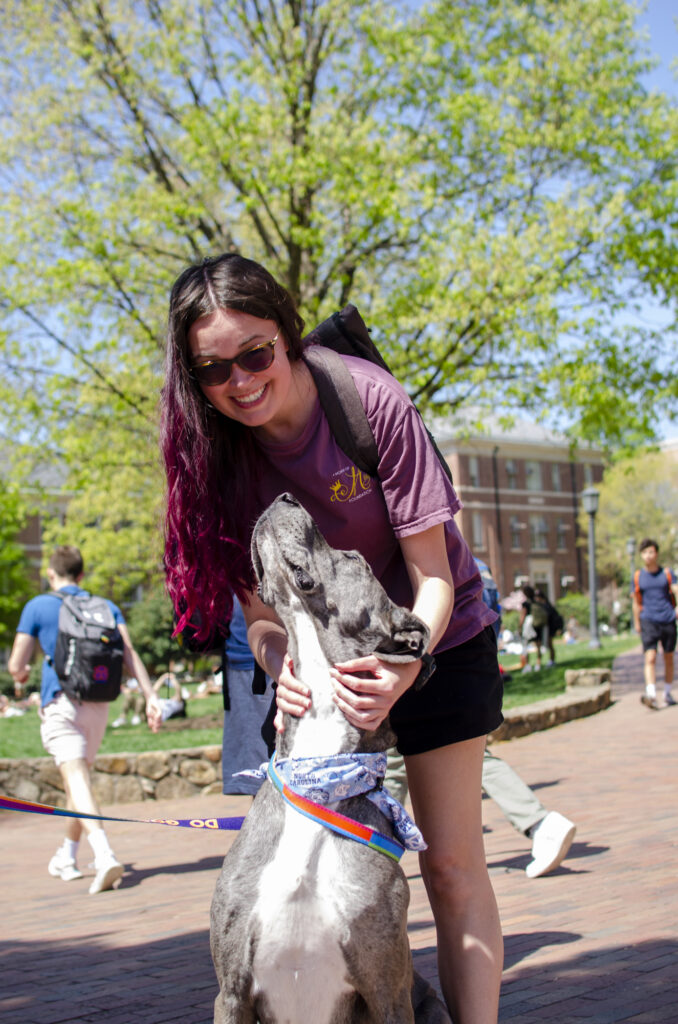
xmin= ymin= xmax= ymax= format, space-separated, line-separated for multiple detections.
xmin=330 ymin=466 xmax=372 ymax=503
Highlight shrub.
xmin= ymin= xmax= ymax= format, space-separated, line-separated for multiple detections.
xmin=556 ymin=591 xmax=609 ymax=628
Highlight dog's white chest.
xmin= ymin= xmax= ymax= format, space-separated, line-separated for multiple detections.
xmin=287 ymin=601 xmax=349 ymax=758
xmin=251 ymin=810 xmax=354 ymax=1023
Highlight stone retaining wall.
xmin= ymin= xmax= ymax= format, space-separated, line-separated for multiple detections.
xmin=488 ymin=679 xmax=611 ymax=743
xmin=0 ymin=746 xmax=224 ymax=807
xmin=1 ymin=675 xmax=613 ymax=806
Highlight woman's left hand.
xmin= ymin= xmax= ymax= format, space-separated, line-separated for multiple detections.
xmin=329 ymin=655 xmax=421 ymax=731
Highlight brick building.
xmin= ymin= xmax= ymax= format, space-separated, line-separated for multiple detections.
xmin=5 ymin=462 xmax=69 ymax=589
xmin=433 ymin=412 xmax=604 ymax=601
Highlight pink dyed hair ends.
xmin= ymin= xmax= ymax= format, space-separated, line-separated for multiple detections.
xmin=160 ymin=254 xmax=305 ymax=641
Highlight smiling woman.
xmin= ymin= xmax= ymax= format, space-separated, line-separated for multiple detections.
xmin=160 ymin=252 xmax=507 ymax=1022
xmin=187 ymin=308 xmax=315 ymax=441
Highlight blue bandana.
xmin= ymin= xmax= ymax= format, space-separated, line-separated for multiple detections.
xmin=239 ymin=752 xmax=427 ymax=852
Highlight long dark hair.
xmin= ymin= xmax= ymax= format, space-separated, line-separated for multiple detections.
xmin=160 ymin=253 xmax=306 ymax=638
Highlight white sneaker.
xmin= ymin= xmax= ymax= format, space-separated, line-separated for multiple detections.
xmin=130 ymin=714 xmax=142 ymax=725
xmin=526 ymin=811 xmax=577 ymax=878
xmin=111 ymin=716 xmax=126 ymax=728
xmin=48 ymin=848 xmax=83 ymax=882
xmin=88 ymin=857 xmax=124 ymax=895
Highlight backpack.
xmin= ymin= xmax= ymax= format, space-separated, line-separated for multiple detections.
xmin=548 ymin=605 xmax=565 ymax=636
xmin=530 ymin=600 xmax=549 ymax=629
xmin=302 ymin=305 xmax=453 ymax=484
xmin=633 ymin=568 xmax=676 ymax=609
xmin=51 ymin=591 xmax=124 ymax=702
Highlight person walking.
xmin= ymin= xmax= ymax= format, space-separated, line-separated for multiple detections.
xmin=8 ymin=545 xmax=163 ymax=893
xmin=533 ymin=587 xmax=557 ymax=666
xmin=632 ymin=538 xmax=677 ymax=710
xmin=161 ymin=253 xmax=504 ymax=1023
xmin=472 ymin=561 xmax=574 ymax=876
xmin=482 ymin=747 xmax=576 ymax=878
xmin=518 ymin=585 xmax=542 ymax=673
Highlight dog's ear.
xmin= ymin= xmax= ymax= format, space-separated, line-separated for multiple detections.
xmin=374 ymin=607 xmax=430 ymax=662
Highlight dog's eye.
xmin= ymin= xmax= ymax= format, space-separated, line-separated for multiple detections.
xmin=292 ymin=565 xmax=315 ymax=591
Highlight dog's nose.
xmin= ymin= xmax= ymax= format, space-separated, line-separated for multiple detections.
xmin=280 ymin=492 xmax=300 ymax=507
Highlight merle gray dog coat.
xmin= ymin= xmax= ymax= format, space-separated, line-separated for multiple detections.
xmin=210 ymin=493 xmax=451 ymax=1024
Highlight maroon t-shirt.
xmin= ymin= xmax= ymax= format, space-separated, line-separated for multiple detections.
xmin=254 ymin=355 xmax=495 ymax=652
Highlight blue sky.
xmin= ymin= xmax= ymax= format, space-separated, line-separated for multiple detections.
xmin=636 ymin=0 xmax=677 ymax=96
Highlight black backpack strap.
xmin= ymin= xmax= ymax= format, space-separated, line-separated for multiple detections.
xmin=45 ymin=592 xmax=64 ymax=666
xmin=302 ymin=345 xmax=380 ymax=478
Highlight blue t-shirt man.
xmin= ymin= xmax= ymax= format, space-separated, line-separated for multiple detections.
xmin=16 ymin=585 xmax=125 ymax=707
xmin=635 ymin=567 xmax=677 ymax=625
xmin=633 ymin=539 xmax=677 ymax=710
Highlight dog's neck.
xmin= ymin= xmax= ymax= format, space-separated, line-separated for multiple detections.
xmin=278 ymin=601 xmax=355 ymax=760
xmin=276 ymin=597 xmax=392 ymax=761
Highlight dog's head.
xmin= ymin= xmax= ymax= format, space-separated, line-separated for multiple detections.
xmin=251 ymin=493 xmax=429 ymax=665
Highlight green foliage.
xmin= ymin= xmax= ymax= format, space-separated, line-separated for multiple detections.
xmin=556 ymin=591 xmax=610 ymax=628
xmin=501 ymin=609 xmax=520 ymax=635
xmin=123 ymin=585 xmax=183 ymax=675
xmin=592 ymin=449 xmax=678 ymax=581
xmin=0 ymin=0 xmax=676 ymax=590
xmin=556 ymin=591 xmax=591 ymax=627
xmin=0 ymin=484 xmax=33 ymax=645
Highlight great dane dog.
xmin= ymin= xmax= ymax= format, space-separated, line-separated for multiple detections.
xmin=210 ymin=492 xmax=452 ymax=1024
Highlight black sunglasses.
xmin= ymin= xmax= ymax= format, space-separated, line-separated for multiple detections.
xmin=190 ymin=330 xmax=280 ymax=386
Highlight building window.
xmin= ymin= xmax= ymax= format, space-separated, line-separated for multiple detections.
xmin=525 ymin=460 xmax=542 ymax=492
xmin=529 ymin=514 xmax=549 ymax=551
xmin=505 ymin=459 xmax=517 ymax=490
xmin=510 ymin=515 xmax=523 ymax=549
xmin=468 ymin=456 xmax=479 ymax=487
xmin=472 ymin=512 xmax=484 ymax=549
xmin=584 ymin=463 xmax=593 ymax=485
xmin=551 ymin=463 xmax=561 ymax=492
xmin=556 ymin=517 xmax=568 ymax=550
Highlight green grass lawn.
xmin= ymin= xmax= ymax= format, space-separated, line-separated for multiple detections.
xmin=1 ymin=634 xmax=639 ymax=760
xmin=0 ymin=688 xmax=225 ymax=760
xmin=500 ymin=631 xmax=639 ymax=709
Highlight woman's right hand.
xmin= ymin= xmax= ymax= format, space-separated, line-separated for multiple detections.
xmin=273 ymin=653 xmax=312 ymax=732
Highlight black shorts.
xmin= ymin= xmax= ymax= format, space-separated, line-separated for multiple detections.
xmin=390 ymin=625 xmax=504 ymax=756
xmin=640 ymin=618 xmax=677 ymax=653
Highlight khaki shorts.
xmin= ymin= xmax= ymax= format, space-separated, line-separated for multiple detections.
xmin=40 ymin=692 xmax=110 ymax=767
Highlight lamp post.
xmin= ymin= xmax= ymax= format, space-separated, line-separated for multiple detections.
xmin=581 ymin=487 xmax=601 ymax=649
xmin=626 ymin=537 xmax=635 ymax=591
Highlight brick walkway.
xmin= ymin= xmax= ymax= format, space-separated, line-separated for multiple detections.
xmin=1 ymin=646 xmax=676 ymax=1023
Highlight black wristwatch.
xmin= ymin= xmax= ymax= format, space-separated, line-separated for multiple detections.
xmin=413 ymin=652 xmax=437 ymax=691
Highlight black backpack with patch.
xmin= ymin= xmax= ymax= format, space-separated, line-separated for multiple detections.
xmin=302 ymin=305 xmax=453 ymax=484
xmin=51 ymin=591 xmax=124 ymax=702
